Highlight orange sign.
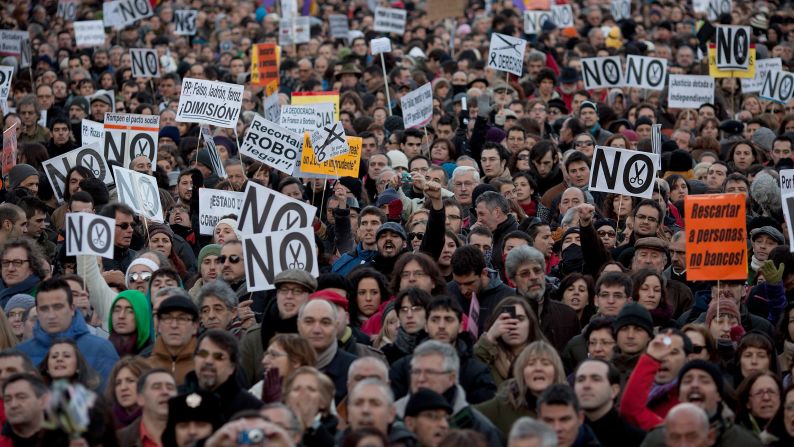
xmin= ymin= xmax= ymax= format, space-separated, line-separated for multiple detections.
xmin=684 ymin=194 xmax=747 ymax=281
xmin=250 ymin=43 xmax=279 ymax=96
xmin=2 ymin=123 xmax=17 ymax=177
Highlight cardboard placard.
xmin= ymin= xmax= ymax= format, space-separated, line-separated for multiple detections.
xmin=173 ymin=10 xmax=198 ymax=36
xmin=523 ymin=10 xmax=554 ymax=35
xmin=175 ymin=78 xmax=244 ymax=128
xmin=130 ymin=48 xmax=160 ymax=78
xmin=2 ymin=123 xmax=17 ymax=177
xmin=112 ymin=165 xmax=164 ymax=222
xmin=240 ymin=114 xmax=302 ymax=175
xmin=65 ymin=213 xmax=115 ymax=258
xmin=581 ymin=56 xmax=624 ymax=90
xmin=426 ymin=0 xmax=466 ymax=21
xmin=715 ymin=26 xmax=752 ymax=72
xmin=198 ymin=188 xmax=244 ymax=235
xmin=74 ymin=21 xmax=105 ymax=48
xmin=371 ymin=37 xmax=392 ymax=55
xmin=310 ymin=121 xmax=349 ymax=163
xmin=625 ymin=55 xmax=667 ymax=91
xmin=668 ymin=75 xmax=715 ymax=109
xmin=242 ymin=226 xmax=319 ymax=291
xmin=236 ymin=181 xmax=317 ymax=235
xmin=57 ymin=0 xmax=78 ymax=21
xmin=102 ymin=113 xmax=159 ymax=170
xmin=400 ymin=82 xmax=434 ymax=129
xmin=611 ymin=0 xmax=631 ymax=21
xmin=250 ymin=43 xmax=279 ymax=96
xmin=781 ymin=169 xmax=794 ymax=196
xmin=42 ymin=144 xmax=113 ymax=203
xmin=329 ymin=15 xmax=350 ymax=39
xmin=708 ymin=45 xmax=755 ymax=78
xmin=299 ymin=135 xmax=361 ymax=177
xmin=760 ymin=70 xmax=794 ymax=104
xmin=588 ymin=146 xmax=660 ymax=199
xmin=0 ymin=30 xmax=27 ymax=56
xmin=742 ymin=57 xmax=781 ymax=93
xmin=0 ymin=66 xmax=13 ymax=100
xmin=291 ymin=91 xmax=339 ymax=121
xmin=200 ymin=125 xmax=226 ymax=178
xmin=279 ymin=17 xmax=311 ymax=45
xmin=551 ymin=4 xmax=574 ymax=28
xmin=373 ymin=7 xmax=407 ymax=34
xmin=487 ymin=33 xmax=527 ymax=76
xmin=684 ymin=194 xmax=747 ymax=280
xmin=81 ymin=119 xmax=104 ymax=145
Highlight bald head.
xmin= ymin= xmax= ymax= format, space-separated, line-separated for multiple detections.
xmin=664 ymin=403 xmax=714 ymax=447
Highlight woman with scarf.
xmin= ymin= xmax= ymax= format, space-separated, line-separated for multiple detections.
xmin=107 ymin=356 xmax=152 ymax=428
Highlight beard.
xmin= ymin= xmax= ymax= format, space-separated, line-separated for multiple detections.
xmin=522 ymin=281 xmax=546 ymax=302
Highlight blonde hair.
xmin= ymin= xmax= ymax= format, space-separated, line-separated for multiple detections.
xmin=283 ymin=367 xmax=336 ymax=414
xmin=507 ymin=341 xmax=566 ymax=410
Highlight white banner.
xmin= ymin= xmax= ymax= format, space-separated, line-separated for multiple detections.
xmin=715 ymin=26 xmax=752 ymax=72
xmin=742 ymin=58 xmax=782 ymax=93
xmin=242 ymin=226 xmax=318 ymax=291
xmin=760 ymin=70 xmax=794 ymax=104
xmin=130 ymin=48 xmax=160 ymax=78
xmin=487 ymin=33 xmax=526 ymax=76
xmin=198 ymin=188 xmax=244 ymax=235
xmin=400 ymin=82 xmax=434 ymax=129
xmin=81 ymin=119 xmax=104 ymax=145
xmin=65 ymin=213 xmax=115 ymax=258
xmin=0 ymin=30 xmax=27 ymax=55
xmin=279 ymin=17 xmax=311 ymax=46
xmin=236 ymin=181 xmax=317 ymax=235
xmin=74 ymin=21 xmax=105 ymax=48
xmin=625 ymin=55 xmax=667 ymax=90
xmin=42 ymin=144 xmax=112 ymax=203
xmin=103 ymin=113 xmax=159 ymax=170
xmin=611 ymin=0 xmax=631 ymax=21
xmin=176 ymin=78 xmax=244 ymax=128
xmin=112 ymin=165 xmax=163 ymax=222
xmin=581 ymin=56 xmax=624 ymax=90
xmin=551 ymin=5 xmax=574 ymax=28
xmin=102 ymin=1 xmax=125 ymax=30
xmin=173 ymin=10 xmax=198 ymax=36
xmin=0 ymin=66 xmax=13 ymax=100
xmin=668 ymin=75 xmax=714 ymax=109
xmin=373 ymin=7 xmax=407 ymax=34
xmin=329 ymin=15 xmax=350 ymax=40
xmin=310 ymin=121 xmax=349 ymax=163
xmin=588 ymin=146 xmax=660 ymax=199
xmin=523 ymin=11 xmax=554 ymax=35
xmin=279 ymin=103 xmax=335 ymax=135
xmin=240 ymin=114 xmax=302 ymax=175
xmin=371 ymin=37 xmax=392 ymax=55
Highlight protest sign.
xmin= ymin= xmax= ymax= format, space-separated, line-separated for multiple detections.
xmin=0 ymin=30 xmax=26 ymax=56
xmin=329 ymin=15 xmax=350 ymax=40
xmin=200 ymin=125 xmax=226 ymax=179
xmin=2 ymin=123 xmax=17 ymax=177
xmin=781 ymin=169 xmax=794 ymax=196
xmin=487 ymin=33 xmax=526 ymax=76
xmin=74 ymin=21 xmax=105 ymax=48
xmin=250 ymin=44 xmax=279 ymax=96
xmin=707 ymin=44 xmax=755 ymax=78
xmin=240 ymin=115 xmax=302 ymax=175
xmin=611 ymin=0 xmax=631 ymax=21
xmin=279 ymin=17 xmax=311 ymax=45
xmin=198 ymin=188 xmax=244 ymax=235
xmin=173 ymin=10 xmax=198 ymax=35
xmin=81 ymin=119 xmax=104 ymax=145
xmin=552 ymin=5 xmax=574 ymax=27
xmin=523 ymin=11 xmax=554 ymax=35
xmin=65 ymin=213 xmax=115 ymax=258
xmin=130 ymin=49 xmax=160 ymax=78
xmin=0 ymin=66 xmax=13 ymax=100
xmin=292 ymin=91 xmax=339 ymax=121
xmin=242 ymin=226 xmax=318 ymax=291
xmin=373 ymin=7 xmax=407 ymax=34
xmin=426 ymin=0 xmax=466 ymax=21
xmin=281 ymin=0 xmax=298 ymax=20
xmin=310 ymin=122 xmax=349 ymax=163
xmin=783 ymin=192 xmax=794 ymax=253
xmin=42 ymin=145 xmax=112 ymax=203
xmin=581 ymin=57 xmax=624 ymax=90
xmin=400 ymin=82 xmax=434 ymax=129
xmin=371 ymin=37 xmax=392 ymax=55
xmin=715 ymin=26 xmax=752 ymax=72
xmin=236 ymin=181 xmax=317 ymax=235
xmin=176 ymin=78 xmax=244 ymax=128
xmin=625 ymin=55 xmax=667 ymax=90
xmin=115 ymin=0 xmax=153 ymax=27
xmin=279 ymin=103 xmax=335 ymax=135
xmin=742 ymin=58 xmax=782 ymax=93
xmin=263 ymin=92 xmax=280 ymax=123
xmin=684 ymin=194 xmax=747 ymax=280
xmin=103 ymin=113 xmax=159 ymax=170
xmin=112 ymin=166 xmax=164 ymax=222
xmin=760 ymin=70 xmax=794 ymax=104
xmin=19 ymin=39 xmax=31 ymax=70
xmin=588 ymin=146 xmax=660 ymax=199
xmin=667 ymin=75 xmax=715 ymax=109
xmin=57 ymin=0 xmax=78 ymax=21
xmin=299 ymin=136 xmax=361 ymax=177
xmin=693 ymin=0 xmax=732 ymax=21
xmin=102 ymin=1 xmax=125 ymax=29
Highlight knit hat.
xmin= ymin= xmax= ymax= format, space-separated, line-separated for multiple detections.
xmin=214 ymin=218 xmax=242 ymax=241
xmin=7 ymin=164 xmax=38 ymax=190
xmin=195 ymin=149 xmax=214 ymax=170
xmin=108 ymin=290 xmax=152 ymax=350
xmin=78 ymin=178 xmax=110 ymax=206
xmin=485 ymin=127 xmax=506 ymax=143
xmin=376 ymin=222 xmax=407 ymax=241
xmin=125 ymin=258 xmax=160 ymax=288
xmin=214 ymin=136 xmax=237 ymax=157
xmin=705 ymin=298 xmax=741 ymax=328
xmin=198 ymin=244 xmax=221 ymax=266
xmin=594 ymin=218 xmax=616 ymax=231
xmin=387 ymin=151 xmax=409 ymax=170
xmin=376 ymin=188 xmax=400 ymax=207
xmin=548 ymin=97 xmax=569 ymax=115
xmin=666 ymin=150 xmax=694 ymax=177
xmin=90 ymin=90 xmax=113 ymax=106
xmin=579 ymin=101 xmax=597 ymax=113
xmin=147 ymin=223 xmax=174 ymax=243
xmin=161 ymin=392 xmax=223 ymax=447
xmin=634 ymin=117 xmax=654 ymax=128
xmin=338 ymin=176 xmax=362 ymax=200
xmin=613 ymin=302 xmax=654 ymax=338
xmin=384 ymin=115 xmax=405 ymax=133
xmin=4 ymin=294 xmax=34 ymax=315
xmin=405 ymin=388 xmax=453 ymax=417
xmin=751 ymin=127 xmax=776 ymax=153
xmin=719 ymin=119 xmax=744 ymax=135
xmin=677 ymin=360 xmax=725 ymax=399
xmin=273 ymin=269 xmax=318 ymax=292
xmin=159 ymin=126 xmax=181 ymax=145
xmin=66 ymin=96 xmax=89 ymax=115
xmin=310 ymin=289 xmax=349 ymax=312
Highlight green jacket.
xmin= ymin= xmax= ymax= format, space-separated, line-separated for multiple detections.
xmin=474 ymin=384 xmax=535 ymax=437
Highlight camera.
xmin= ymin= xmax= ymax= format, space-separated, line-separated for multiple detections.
xmin=237 ymin=428 xmax=265 ymax=445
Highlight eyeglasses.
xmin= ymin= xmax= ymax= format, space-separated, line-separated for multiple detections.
xmin=278 ymin=286 xmax=308 ymax=296
xmin=1 ymin=259 xmax=29 ymax=268
xmin=128 ymin=271 xmax=152 ymax=282
xmin=218 ymin=255 xmax=241 ymax=264
xmin=410 ymin=368 xmax=451 ymax=377
xmin=597 ymin=230 xmax=616 ymax=237
xmin=750 ymin=388 xmax=779 ymax=398
xmin=517 ymin=154 xmax=530 ymax=160
xmin=116 ymin=222 xmax=133 ymax=230
xmin=635 ymin=214 xmax=659 ymax=224
xmin=6 ymin=310 xmax=24 ymax=320
xmin=196 ymin=349 xmax=228 ymax=361
xmin=408 ymin=232 xmax=424 ymax=241
xmin=159 ymin=314 xmax=195 ymax=324
xmin=400 ymin=270 xmax=428 ymax=279
xmin=691 ymin=345 xmax=706 ymax=354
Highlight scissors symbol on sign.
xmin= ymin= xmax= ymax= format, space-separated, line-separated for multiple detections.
xmin=494 ymin=34 xmax=522 ymax=55
xmin=629 ymin=163 xmax=646 ymax=187
xmin=287 ymin=244 xmax=305 ymax=269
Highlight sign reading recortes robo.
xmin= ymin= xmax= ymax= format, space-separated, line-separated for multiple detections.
xmin=176 ymin=78 xmax=244 ymax=128
xmin=487 ymin=33 xmax=526 ymax=77
xmin=240 ymin=114 xmax=303 ymax=175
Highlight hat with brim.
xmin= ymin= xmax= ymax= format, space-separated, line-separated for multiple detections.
xmin=336 ymin=64 xmax=362 ymax=79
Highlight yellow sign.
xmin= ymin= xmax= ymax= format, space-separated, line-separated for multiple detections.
xmin=299 ymin=136 xmax=361 ymax=177
xmin=291 ymin=91 xmax=340 ymax=121
xmin=708 ymin=45 xmax=756 ymax=79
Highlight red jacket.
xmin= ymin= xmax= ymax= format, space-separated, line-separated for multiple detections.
xmin=619 ymin=354 xmax=680 ymax=431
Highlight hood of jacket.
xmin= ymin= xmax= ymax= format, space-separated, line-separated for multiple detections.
xmin=108 ymin=290 xmax=152 ymax=350
xmin=32 ymin=309 xmax=92 ymax=346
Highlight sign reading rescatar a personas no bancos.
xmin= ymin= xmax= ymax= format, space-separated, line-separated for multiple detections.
xmin=487 ymin=33 xmax=526 ymax=76
xmin=176 ymin=78 xmax=244 ymax=128
xmin=65 ymin=213 xmax=116 ymax=258
xmin=588 ymin=146 xmax=661 ymax=199
xmin=685 ymin=194 xmax=747 ymax=280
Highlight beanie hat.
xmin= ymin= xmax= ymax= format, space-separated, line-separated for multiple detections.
xmin=310 ymin=289 xmax=349 ymax=311
xmin=108 ymin=290 xmax=152 ymax=349
xmin=751 ymin=127 xmax=776 ymax=153
xmin=667 ymin=150 xmax=694 ymax=176
xmin=198 ymin=244 xmax=221 ymax=266
xmin=376 ymin=222 xmax=408 ymax=241
xmin=677 ymin=359 xmax=724 ymax=399
xmin=213 ymin=136 xmax=237 ymax=157
xmin=635 ymin=117 xmax=654 ymax=128
xmin=125 ymin=258 xmax=160 ymax=288
xmin=66 ymin=96 xmax=89 ymax=115
xmin=196 ymin=149 xmax=214 ymax=170
xmin=79 ymin=178 xmax=110 ymax=206
xmin=376 ymin=188 xmax=400 ymax=207
xmin=214 ymin=218 xmax=242 ymax=241
xmin=485 ymin=127 xmax=506 ymax=143
xmin=387 ymin=151 xmax=409 ymax=170
xmin=7 ymin=164 xmax=38 ymax=190
xmin=148 ymin=223 xmax=174 ymax=243
xmin=4 ymin=294 xmax=34 ymax=315
xmin=159 ymin=126 xmax=181 ymax=145
xmin=338 ymin=176 xmax=362 ymax=200
xmin=705 ymin=298 xmax=740 ymax=328
xmin=613 ymin=302 xmax=654 ymax=337
xmin=405 ymin=388 xmax=453 ymax=417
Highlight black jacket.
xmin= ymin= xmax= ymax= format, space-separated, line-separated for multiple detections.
xmin=491 ymin=215 xmax=519 ymax=280
xmin=180 ymin=369 xmax=264 ymax=423
xmin=530 ymin=293 xmax=581 ymax=352
xmin=447 ymin=269 xmax=516 ymax=336
xmin=588 ymin=408 xmax=645 ymax=447
xmin=320 ymin=348 xmax=358 ymax=403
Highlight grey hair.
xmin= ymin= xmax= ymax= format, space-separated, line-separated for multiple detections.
xmin=349 ymin=378 xmax=394 ymax=405
xmin=509 ymin=417 xmax=557 ymax=446
xmin=377 ymin=168 xmax=395 ymax=183
xmin=527 ymin=50 xmax=545 ymax=63
xmin=750 ymin=170 xmax=782 ymax=217
xmin=665 ymin=403 xmax=709 ymax=432
xmin=411 ymin=340 xmax=460 ymax=380
xmin=475 ymin=191 xmax=509 ymax=214
xmin=197 ymin=281 xmax=237 ymax=310
xmin=298 ymin=299 xmax=338 ymax=321
xmin=261 ymin=403 xmax=303 ymax=435
xmin=348 ymin=357 xmax=389 ymax=382
xmin=561 ymin=208 xmax=577 ymax=227
xmin=505 ymin=245 xmax=546 ymax=281
xmin=152 ymin=287 xmax=190 ymax=303
xmin=451 ymin=165 xmax=480 ymax=185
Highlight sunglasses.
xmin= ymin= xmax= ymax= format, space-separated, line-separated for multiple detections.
xmin=218 ymin=254 xmax=242 ymax=264
xmin=408 ymin=232 xmax=424 ymax=241
xmin=128 ymin=271 xmax=152 ymax=282
xmin=116 ymin=222 xmax=133 ymax=230
xmin=597 ymin=230 xmax=617 ymax=237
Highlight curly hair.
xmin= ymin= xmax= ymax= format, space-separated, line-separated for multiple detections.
xmin=0 ymin=238 xmax=48 ymax=279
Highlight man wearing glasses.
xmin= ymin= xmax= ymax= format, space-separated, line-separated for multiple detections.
xmin=219 ymin=240 xmax=267 ymax=315
xmin=147 ymin=295 xmax=200 ymax=386
xmin=99 ymin=203 xmax=137 ymax=272
xmin=181 ymin=330 xmax=263 ymax=422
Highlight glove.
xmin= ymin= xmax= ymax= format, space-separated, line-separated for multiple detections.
xmin=730 ymin=325 xmax=746 ymax=344
xmin=759 ymin=260 xmax=785 ymax=284
xmin=387 ymin=199 xmax=403 ymax=221
xmin=261 ymin=368 xmax=283 ymax=403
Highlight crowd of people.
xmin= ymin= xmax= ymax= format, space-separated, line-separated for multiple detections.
xmin=1 ymin=0 xmax=794 ymax=446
